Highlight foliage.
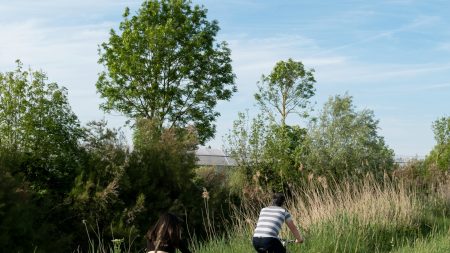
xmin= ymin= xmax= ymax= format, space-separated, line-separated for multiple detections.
xmin=0 ymin=145 xmax=80 ymax=253
xmin=194 ymin=176 xmax=450 ymax=253
xmin=224 ymin=111 xmax=269 ymax=193
xmin=260 ymin=124 xmax=307 ymax=191
xmin=118 ymin=118 xmax=203 ymax=243
xmin=392 ymin=159 xmax=450 ymax=195
xmin=0 ymin=61 xmax=89 ymax=252
xmin=0 ymin=60 xmax=83 ymax=191
xmin=302 ymin=94 xmax=394 ymax=179
xmin=70 ymin=120 xmax=128 ymax=225
xmin=224 ymin=111 xmax=267 ymax=169
xmin=96 ymin=0 xmax=236 ymax=144
xmin=0 ymin=149 xmax=34 ymax=252
xmin=425 ymin=116 xmax=450 ymax=171
xmin=225 ymin=59 xmax=316 ymax=192
xmin=0 ymin=42 xmax=236 ymax=251
xmin=225 ymin=111 xmax=307 ymax=192
xmin=67 ymin=119 xmax=212 ymax=251
xmin=194 ymin=166 xmax=241 ymax=239
xmin=254 ymin=58 xmax=315 ymax=125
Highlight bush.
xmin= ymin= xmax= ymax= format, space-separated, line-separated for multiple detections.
xmin=424 ymin=117 xmax=450 ymax=172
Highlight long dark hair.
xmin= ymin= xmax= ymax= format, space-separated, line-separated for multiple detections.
xmin=146 ymin=213 xmax=183 ymax=250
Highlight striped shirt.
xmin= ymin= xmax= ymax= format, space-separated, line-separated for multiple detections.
xmin=253 ymin=206 xmax=292 ymax=238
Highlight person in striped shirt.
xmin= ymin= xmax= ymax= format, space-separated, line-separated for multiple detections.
xmin=252 ymin=193 xmax=304 ymax=253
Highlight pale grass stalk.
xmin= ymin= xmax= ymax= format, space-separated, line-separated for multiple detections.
xmin=287 ymin=176 xmax=421 ymax=232
xmin=436 ymin=174 xmax=450 ymax=205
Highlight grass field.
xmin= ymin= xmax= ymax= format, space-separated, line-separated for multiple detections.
xmin=193 ymin=176 xmax=450 ymax=253
xmin=81 ymin=175 xmax=450 ymax=253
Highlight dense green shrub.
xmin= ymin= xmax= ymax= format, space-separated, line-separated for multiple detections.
xmin=425 ymin=117 xmax=450 ymax=172
xmin=302 ymin=94 xmax=395 ymax=180
xmin=0 ymin=62 xmax=85 ymax=252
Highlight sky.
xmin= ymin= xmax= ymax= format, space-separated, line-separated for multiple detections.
xmin=1 ymin=0 xmax=449 ymax=157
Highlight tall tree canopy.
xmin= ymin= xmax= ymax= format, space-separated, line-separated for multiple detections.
xmin=255 ymin=58 xmax=315 ymax=126
xmin=97 ymin=0 xmax=236 ymax=144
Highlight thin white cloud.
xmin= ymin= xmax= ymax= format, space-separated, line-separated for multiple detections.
xmin=411 ymin=83 xmax=450 ymax=92
xmin=225 ymin=34 xmax=348 ymax=97
xmin=358 ymin=63 xmax=450 ymax=80
xmin=219 ymin=32 xmax=450 ymax=115
xmin=0 ymin=0 xmax=137 ymax=11
xmin=314 ymin=15 xmax=440 ymax=56
xmin=383 ymin=0 xmax=416 ymax=4
xmin=196 ymin=0 xmax=264 ymax=9
xmin=316 ymin=61 xmax=450 ymax=85
xmin=437 ymin=42 xmax=450 ymax=52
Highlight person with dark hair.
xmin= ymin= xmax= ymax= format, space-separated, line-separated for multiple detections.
xmin=252 ymin=193 xmax=304 ymax=253
xmin=146 ymin=213 xmax=192 ymax=253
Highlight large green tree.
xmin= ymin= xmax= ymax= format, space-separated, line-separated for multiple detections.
xmin=255 ymin=58 xmax=315 ymax=126
xmin=0 ymin=61 xmax=83 ymax=189
xmin=0 ymin=61 xmax=84 ymax=252
xmin=97 ymin=0 xmax=236 ymax=144
xmin=303 ymin=94 xmax=394 ymax=179
xmin=226 ymin=58 xmax=316 ymax=192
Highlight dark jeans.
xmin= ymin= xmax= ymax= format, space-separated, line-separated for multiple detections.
xmin=252 ymin=237 xmax=286 ymax=253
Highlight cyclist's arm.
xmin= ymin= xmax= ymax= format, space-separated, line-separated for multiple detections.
xmin=286 ymin=219 xmax=304 ymax=243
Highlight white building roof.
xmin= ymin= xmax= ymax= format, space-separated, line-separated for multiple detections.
xmin=195 ymin=148 xmax=237 ymax=166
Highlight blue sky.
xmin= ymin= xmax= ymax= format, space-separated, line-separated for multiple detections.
xmin=1 ymin=0 xmax=449 ymax=156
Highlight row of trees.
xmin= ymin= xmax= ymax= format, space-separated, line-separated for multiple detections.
xmin=1 ymin=1 xmax=237 ymax=252
xmin=225 ymin=57 xmax=448 ymax=194
xmin=226 ymin=58 xmax=395 ymax=192
xmin=0 ymin=62 xmax=218 ymax=252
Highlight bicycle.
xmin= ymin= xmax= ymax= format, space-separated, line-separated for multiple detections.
xmin=280 ymin=238 xmax=296 ymax=253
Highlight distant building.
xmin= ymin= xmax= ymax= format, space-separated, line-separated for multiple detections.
xmin=394 ymin=155 xmax=426 ymax=165
xmin=195 ymin=148 xmax=237 ymax=167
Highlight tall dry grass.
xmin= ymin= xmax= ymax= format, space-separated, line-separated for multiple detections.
xmin=232 ymin=175 xmax=422 ymax=234
xmin=195 ymin=174 xmax=450 ymax=252
xmin=293 ymin=177 xmax=419 ymax=229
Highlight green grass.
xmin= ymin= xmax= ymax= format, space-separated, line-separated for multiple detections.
xmin=299 ymin=211 xmax=449 ymax=253
xmin=77 ymin=178 xmax=450 ymax=253
xmin=194 ymin=179 xmax=450 ymax=253
xmin=194 ymin=234 xmax=253 ymax=253
xmin=392 ymin=231 xmax=450 ymax=253
xmin=194 ymin=211 xmax=449 ymax=253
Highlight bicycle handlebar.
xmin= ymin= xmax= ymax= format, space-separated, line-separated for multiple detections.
xmin=280 ymin=238 xmax=296 ymax=246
